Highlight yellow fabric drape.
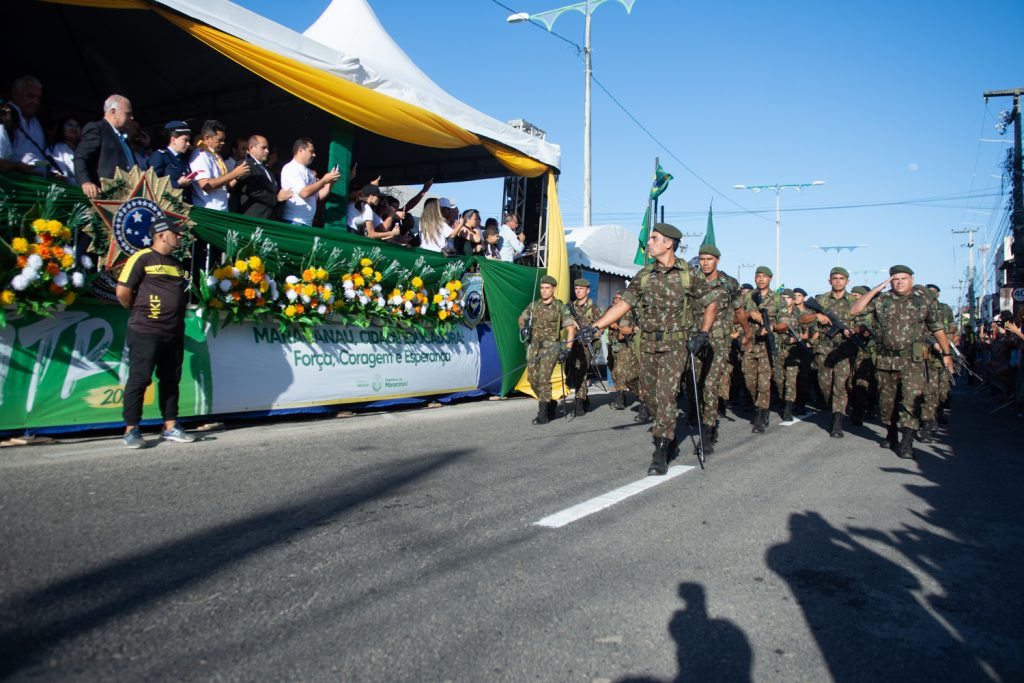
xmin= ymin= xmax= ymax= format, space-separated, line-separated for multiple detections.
xmin=42 ymin=0 xmax=147 ymax=8
xmin=516 ymin=171 xmax=572 ymax=398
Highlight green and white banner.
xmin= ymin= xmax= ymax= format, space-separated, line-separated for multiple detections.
xmin=0 ymin=303 xmax=480 ymax=432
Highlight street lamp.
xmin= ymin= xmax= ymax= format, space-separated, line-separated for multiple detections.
xmin=812 ymin=244 xmax=867 ymax=266
xmin=508 ymin=0 xmax=637 ymax=229
xmin=734 ymin=180 xmax=825 ymax=284
xmin=737 ymin=263 xmax=756 ymax=283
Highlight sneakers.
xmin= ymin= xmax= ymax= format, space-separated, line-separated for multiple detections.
xmin=160 ymin=425 xmax=196 ymax=443
xmin=123 ymin=428 xmax=145 ymax=449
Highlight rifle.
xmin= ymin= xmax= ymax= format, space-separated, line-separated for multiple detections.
xmin=925 ymin=334 xmax=983 ymax=384
xmin=566 ymin=301 xmax=609 ymax=393
xmin=785 ymin=326 xmax=809 ymax=353
xmin=519 ymin=266 xmax=544 ymax=344
xmin=803 ymin=297 xmax=870 ymax=350
xmin=751 ymin=292 xmax=776 ymax=369
xmin=688 ymin=350 xmax=706 ymax=470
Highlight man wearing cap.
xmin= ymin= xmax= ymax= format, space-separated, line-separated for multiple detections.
xmin=233 ymin=134 xmax=294 ymax=220
xmin=693 ymin=243 xmax=744 ymax=452
xmin=800 ymin=266 xmax=857 ymax=438
xmin=739 ymin=266 xmax=784 ymax=433
xmin=772 ymin=289 xmax=804 ymax=421
xmin=607 ymin=290 xmax=639 ymax=410
xmin=577 ymin=223 xmax=717 ymax=475
xmin=848 ymin=285 xmax=877 ymax=424
xmin=149 ymin=121 xmax=195 ymax=203
xmin=917 ymin=285 xmax=955 ymax=441
xmin=928 ymin=284 xmax=957 ymax=425
xmin=567 ymin=278 xmax=603 ymax=415
xmin=116 ymin=216 xmax=196 ymax=449
xmin=850 ymin=266 xmax=953 ymax=459
xmin=518 ymin=275 xmax=577 ymax=425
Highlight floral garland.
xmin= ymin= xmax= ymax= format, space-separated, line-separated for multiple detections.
xmin=198 ymin=228 xmax=281 ymax=333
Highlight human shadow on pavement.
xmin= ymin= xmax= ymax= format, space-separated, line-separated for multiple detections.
xmin=0 ymin=449 xmax=468 ymax=679
xmin=618 ymin=582 xmax=753 ymax=683
xmin=766 ymin=387 xmax=1024 ymax=682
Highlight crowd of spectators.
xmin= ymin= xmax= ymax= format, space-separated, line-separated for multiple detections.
xmin=964 ymin=308 xmax=1024 ymax=416
xmin=1 ymin=76 xmax=530 ymax=262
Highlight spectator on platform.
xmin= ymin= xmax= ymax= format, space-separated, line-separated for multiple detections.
xmin=76 ymin=94 xmax=137 ymax=198
xmin=346 ymin=184 xmax=399 ymax=240
xmin=280 ymin=137 xmax=341 ymax=226
xmin=498 ymin=212 xmax=526 ymax=262
xmin=482 ymin=225 xmax=502 ymax=259
xmin=46 ymin=116 xmax=81 ymax=183
xmin=7 ymin=76 xmax=48 ymax=176
xmin=452 ymin=209 xmax=483 ymax=256
xmin=125 ymin=120 xmax=151 ymax=171
xmin=224 ymin=136 xmax=247 ymax=172
xmin=234 ymin=134 xmax=293 ymax=220
xmin=189 ymin=119 xmax=250 ymax=211
xmin=0 ymin=100 xmax=36 ymax=174
xmin=149 ymin=120 xmax=195 ymax=202
xmin=418 ymin=198 xmax=453 ymax=253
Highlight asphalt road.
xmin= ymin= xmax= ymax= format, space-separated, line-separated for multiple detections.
xmin=1 ymin=387 xmax=1022 ymax=682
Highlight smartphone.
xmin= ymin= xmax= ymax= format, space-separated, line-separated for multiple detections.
xmin=183 ymin=171 xmax=198 ymax=180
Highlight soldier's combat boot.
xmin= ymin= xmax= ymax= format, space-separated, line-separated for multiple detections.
xmin=574 ymin=400 xmax=586 ymax=417
xmin=752 ymin=409 xmax=766 ymax=433
xmin=936 ymin=407 xmax=949 ymax=425
xmin=648 ymin=438 xmax=670 ymax=476
xmin=850 ymin=407 xmax=865 ymax=426
xmin=830 ymin=412 xmax=844 ymax=438
xmin=611 ymin=391 xmax=626 ymax=410
xmin=917 ymin=421 xmax=935 ymax=443
xmin=794 ymin=402 xmax=808 ymax=416
xmin=711 ymin=420 xmax=720 ymax=444
xmin=717 ymin=398 xmax=727 ymax=417
xmin=881 ymin=424 xmax=897 ymax=450
xmin=898 ymin=427 xmax=916 ymax=459
xmin=782 ymin=401 xmax=794 ymax=422
xmin=532 ymin=402 xmax=549 ymax=425
xmin=547 ymin=400 xmax=557 ymax=421
xmin=700 ymin=429 xmax=715 ymax=455
xmin=635 ymin=402 xmax=651 ymax=423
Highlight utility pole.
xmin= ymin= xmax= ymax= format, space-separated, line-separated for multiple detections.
xmin=978 ymin=243 xmax=991 ymax=320
xmin=983 ymin=88 xmax=1023 ymax=302
xmin=679 ymin=232 xmax=703 ymax=255
xmin=952 ymin=226 xmax=978 ymax=323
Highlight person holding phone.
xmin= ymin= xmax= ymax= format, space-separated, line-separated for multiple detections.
xmin=280 ymin=137 xmax=341 ymax=226
xmin=149 ymin=120 xmax=195 ymax=203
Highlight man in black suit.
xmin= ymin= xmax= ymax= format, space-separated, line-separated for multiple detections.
xmin=233 ymin=134 xmax=293 ymax=220
xmin=75 ymin=94 xmax=135 ymax=198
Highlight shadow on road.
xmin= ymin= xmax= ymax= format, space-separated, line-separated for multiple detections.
xmin=766 ymin=386 xmax=1024 ymax=681
xmin=0 ymin=449 xmax=469 ymax=678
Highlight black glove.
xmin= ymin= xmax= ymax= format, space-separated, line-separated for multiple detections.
xmin=558 ymin=343 xmax=570 ymax=361
xmin=577 ymin=325 xmax=599 ymax=345
xmin=687 ymin=330 xmax=709 ymax=355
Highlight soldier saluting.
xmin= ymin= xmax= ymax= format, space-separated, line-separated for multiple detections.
xmin=849 ymin=265 xmax=953 ymax=459
xmin=518 ymin=275 xmax=577 ymax=425
xmin=578 ymin=223 xmax=717 ymax=476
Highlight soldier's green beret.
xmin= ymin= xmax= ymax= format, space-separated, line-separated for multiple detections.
xmin=793 ymin=287 xmax=807 ymax=296
xmin=540 ymin=275 xmax=557 ymax=287
xmin=740 ymin=283 xmax=753 ymax=290
xmin=652 ymin=222 xmax=682 ymax=240
xmin=830 ymin=266 xmax=850 ymax=278
xmin=573 ymin=278 xmax=590 ymax=288
xmin=926 ymin=283 xmax=940 ymax=292
xmin=852 ymin=285 xmax=869 ymax=295
xmin=698 ymin=244 xmax=721 ymax=257
xmin=781 ymin=288 xmax=795 ymax=298
xmin=889 ymin=264 xmax=914 ymax=276
xmin=755 ymin=266 xmax=773 ymax=278
xmin=912 ymin=284 xmax=927 ymax=293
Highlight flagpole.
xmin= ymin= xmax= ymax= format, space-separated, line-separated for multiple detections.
xmin=644 ymin=156 xmax=657 ymax=267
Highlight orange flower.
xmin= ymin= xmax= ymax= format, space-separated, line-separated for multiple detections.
xmin=38 ymin=246 xmax=52 ymax=260
xmin=16 ymin=256 xmax=27 ymax=268
xmin=63 ymin=291 xmax=76 ymax=306
xmin=302 ymin=269 xmax=315 ymax=281
xmin=452 ymin=304 xmax=461 ymax=315
xmin=248 ymin=271 xmax=263 ymax=283
xmin=39 ymin=232 xmax=53 ymax=246
xmin=46 ymin=262 xmax=60 ymax=276
xmin=244 ymin=288 xmax=256 ymax=300
xmin=53 ymin=246 xmax=65 ymax=258
xmin=294 ymin=304 xmax=305 ymax=314
xmin=49 ymin=283 xmax=64 ymax=295
xmin=363 ymin=288 xmax=372 ymax=297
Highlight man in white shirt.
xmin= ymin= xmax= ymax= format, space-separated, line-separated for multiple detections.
xmin=280 ymin=138 xmax=341 ymax=226
xmin=8 ymin=76 xmax=48 ymax=176
xmin=189 ymin=120 xmax=250 ymax=211
xmin=497 ymin=212 xmax=526 ymax=262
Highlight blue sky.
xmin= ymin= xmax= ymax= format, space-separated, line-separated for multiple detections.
xmin=235 ymin=0 xmax=1022 ymax=309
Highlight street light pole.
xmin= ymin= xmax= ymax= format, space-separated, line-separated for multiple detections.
xmin=734 ymin=180 xmax=825 ymax=284
xmin=812 ymin=244 xmax=868 ymax=266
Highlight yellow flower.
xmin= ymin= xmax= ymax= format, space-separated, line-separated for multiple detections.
xmin=374 ymin=271 xmax=382 ymax=281
xmin=63 ymin=291 xmax=76 ymax=306
xmin=451 ymin=280 xmax=462 ymax=291
xmin=46 ymin=220 xmax=63 ymax=234
xmin=303 ymin=283 xmax=317 ymax=297
xmin=234 ymin=259 xmax=249 ymax=274
xmin=360 ymin=266 xmax=373 ymax=278
xmin=32 ymin=219 xmax=47 ymax=232
xmin=342 ymin=273 xmax=352 ymax=282
xmin=60 ymin=254 xmax=74 ymax=269
xmin=403 ymin=290 xmax=415 ymax=301
xmin=248 ymin=256 xmax=262 ymax=269
xmin=284 ymin=305 xmax=296 ymax=318
xmin=438 ymin=310 xmax=449 ymax=320
xmin=360 ymin=258 xmax=373 ymax=267
xmin=11 ymin=237 xmax=28 ymax=254
xmin=316 ymin=267 xmax=328 ymax=280
xmin=432 ymin=294 xmax=442 ymax=305
xmin=353 ymin=275 xmax=365 ymax=287
xmin=60 ymin=228 xmax=72 ymax=241
xmin=1 ymin=290 xmax=14 ymax=305
xmin=411 ymin=276 xmax=423 ymax=289
xmin=259 ymin=280 xmax=269 ymax=293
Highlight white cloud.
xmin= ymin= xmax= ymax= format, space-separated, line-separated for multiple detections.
xmin=907 ymin=162 xmax=919 ymax=172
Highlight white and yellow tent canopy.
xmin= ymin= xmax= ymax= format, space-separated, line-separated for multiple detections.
xmin=6 ymin=0 xmax=560 ymax=183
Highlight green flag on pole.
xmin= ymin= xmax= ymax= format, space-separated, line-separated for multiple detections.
xmin=633 ymin=206 xmax=651 ymax=266
xmin=701 ymin=202 xmax=716 ymax=247
xmin=633 ymin=165 xmax=673 ymax=266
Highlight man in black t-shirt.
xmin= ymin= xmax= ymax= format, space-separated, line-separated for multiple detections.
xmin=116 ymin=215 xmax=195 ymax=448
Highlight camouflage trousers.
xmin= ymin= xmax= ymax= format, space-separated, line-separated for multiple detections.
xmin=742 ymin=341 xmax=773 ymax=409
xmin=850 ymin=349 xmax=876 ymax=416
xmin=816 ymin=343 xmax=852 ymax=414
xmin=639 ymin=341 xmax=688 ymax=440
xmin=526 ymin=342 xmax=560 ymax=403
xmin=877 ymin=360 xmax=926 ymax=430
xmin=773 ymin=344 xmax=801 ymax=402
xmin=575 ymin=345 xmax=594 ymax=401
xmin=610 ymin=344 xmax=639 ymax=394
xmin=921 ymin=360 xmax=951 ymax=421
xmin=693 ymin=336 xmax=731 ymax=427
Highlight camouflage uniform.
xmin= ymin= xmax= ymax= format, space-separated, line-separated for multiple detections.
xmin=921 ymin=300 xmax=955 ymax=424
xmin=740 ymin=289 xmax=786 ymax=410
xmin=866 ymin=289 xmax=944 ymax=431
xmin=794 ymin=305 xmax=817 ymax=410
xmin=519 ymin=299 xmax=574 ymax=403
xmin=569 ymin=299 xmax=603 ymax=402
xmin=773 ymin=304 xmax=802 ymax=403
xmin=850 ymin=306 xmax=877 ymax=422
xmin=622 ymin=259 xmax=710 ymax=440
xmin=812 ymin=292 xmax=856 ymax=414
xmin=694 ymin=272 xmax=739 ymax=427
xmin=609 ymin=308 xmax=639 ymax=395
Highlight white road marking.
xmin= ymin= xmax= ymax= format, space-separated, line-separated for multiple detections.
xmin=779 ymin=417 xmax=802 ymax=426
xmin=534 ymin=465 xmax=695 ymax=528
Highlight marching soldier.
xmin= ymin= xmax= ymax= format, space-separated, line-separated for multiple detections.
xmin=693 ymin=244 xmax=745 ymax=452
xmin=926 ymin=283 xmax=957 ymax=426
xmin=849 ymin=265 xmax=953 ymax=459
xmin=917 ymin=285 xmax=956 ymax=442
xmin=791 ymin=287 xmax=816 ymax=416
xmin=849 ymin=285 xmax=877 ymax=425
xmin=578 ymin=223 xmax=717 ymax=475
xmin=607 ymin=291 xmax=639 ymax=410
xmin=739 ymin=266 xmax=784 ymax=433
xmin=518 ymin=275 xmax=577 ymax=425
xmin=568 ymin=278 xmax=603 ymax=416
xmin=773 ymin=289 xmax=803 ymax=421
xmin=800 ymin=266 xmax=856 ymax=438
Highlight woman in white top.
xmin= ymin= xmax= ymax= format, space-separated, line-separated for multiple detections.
xmin=46 ymin=116 xmax=81 ymax=183
xmin=418 ymin=198 xmax=454 ymax=253
xmin=346 ymin=184 xmax=400 ymax=241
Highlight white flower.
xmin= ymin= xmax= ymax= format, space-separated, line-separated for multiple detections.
xmin=371 ymin=284 xmax=382 ymax=293
xmin=218 ymin=279 xmax=232 ymax=292
xmin=285 ymin=275 xmax=299 ymax=285
xmin=317 ymin=304 xmax=327 ymax=315
xmin=358 ymin=295 xmax=369 ymax=305
xmin=344 ymin=289 xmax=356 ymax=300
xmin=11 ymin=274 xmax=29 ymax=291
xmin=27 ymin=254 xmax=43 ymax=269
xmin=71 ymin=271 xmax=85 ymax=288
xmin=206 ymin=275 xmax=219 ymax=288
xmin=440 ymin=288 xmax=450 ymax=299
xmin=22 ymin=267 xmax=39 ymax=282
xmin=301 ymin=294 xmax=311 ymax=304
xmin=285 ymin=288 xmax=298 ymax=301
xmin=342 ymin=279 xmax=354 ymax=290
xmin=79 ymin=255 xmax=94 ymax=269
xmin=323 ymin=283 xmax=333 ymax=292
xmin=53 ymin=272 xmax=68 ymax=288
xmin=420 ymin=305 xmax=427 ymax=315
xmin=376 ymin=297 xmax=385 ymax=307
xmin=404 ymin=301 xmax=414 ymax=312
xmin=231 ymin=267 xmax=240 ymax=278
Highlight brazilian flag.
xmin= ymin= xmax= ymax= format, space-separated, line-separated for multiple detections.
xmin=633 ymin=164 xmax=673 ymax=266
